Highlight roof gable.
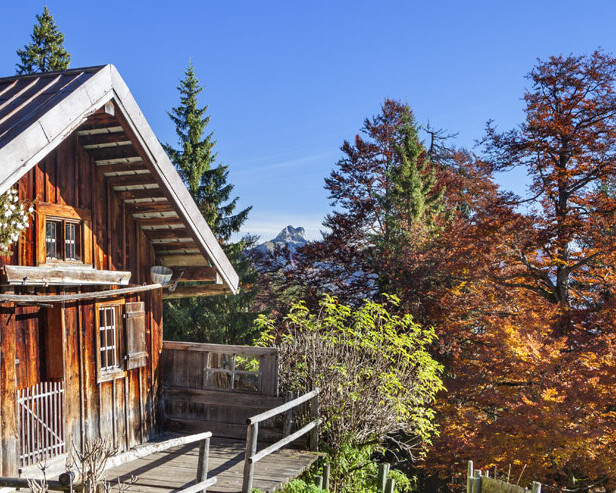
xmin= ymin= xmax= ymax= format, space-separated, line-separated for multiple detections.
xmin=0 ymin=65 xmax=239 ymax=294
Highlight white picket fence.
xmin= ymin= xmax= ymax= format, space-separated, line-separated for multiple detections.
xmin=17 ymin=381 xmax=66 ymax=467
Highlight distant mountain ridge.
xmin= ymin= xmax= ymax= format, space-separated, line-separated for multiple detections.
xmin=257 ymin=225 xmax=308 ymax=254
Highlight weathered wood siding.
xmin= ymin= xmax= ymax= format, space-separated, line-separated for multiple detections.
xmin=0 ymin=133 xmax=163 ymax=475
xmin=161 ymin=342 xmax=283 ymax=441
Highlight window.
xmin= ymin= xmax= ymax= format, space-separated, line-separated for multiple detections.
xmin=99 ymin=305 xmax=120 ymax=372
xmin=96 ymin=301 xmax=147 ymax=382
xmin=36 ymin=203 xmax=92 ymax=266
xmin=45 ymin=218 xmax=82 ymax=261
xmin=45 ymin=221 xmax=58 ymax=259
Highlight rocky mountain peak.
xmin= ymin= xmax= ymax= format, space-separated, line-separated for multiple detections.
xmin=273 ymin=225 xmax=307 ymax=244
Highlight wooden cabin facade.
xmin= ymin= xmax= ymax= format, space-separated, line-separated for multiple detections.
xmin=0 ymin=66 xmax=239 ymax=477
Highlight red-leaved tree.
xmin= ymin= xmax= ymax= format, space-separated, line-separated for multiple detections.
xmin=425 ymin=51 xmax=616 ymax=491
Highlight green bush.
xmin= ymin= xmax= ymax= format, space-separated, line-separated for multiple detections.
xmin=256 ymin=294 xmax=444 ymax=459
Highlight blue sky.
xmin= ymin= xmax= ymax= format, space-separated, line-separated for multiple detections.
xmin=2 ymin=1 xmax=616 ymax=240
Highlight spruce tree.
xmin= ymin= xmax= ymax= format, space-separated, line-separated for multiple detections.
xmin=16 ymin=7 xmax=71 ymax=75
xmin=389 ymin=119 xmax=445 ymax=231
xmin=163 ymin=64 xmax=257 ymax=344
xmin=162 ymin=64 xmax=249 ymax=241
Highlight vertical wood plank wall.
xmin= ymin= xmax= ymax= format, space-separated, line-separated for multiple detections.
xmin=0 ymin=133 xmax=163 ymax=475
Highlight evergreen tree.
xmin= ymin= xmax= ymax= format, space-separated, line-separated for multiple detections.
xmin=16 ymin=7 xmax=71 ymax=75
xmin=163 ymin=64 xmax=256 ymax=344
xmin=162 ymin=64 xmax=249 ymax=241
xmin=388 ymin=118 xmax=445 ymax=233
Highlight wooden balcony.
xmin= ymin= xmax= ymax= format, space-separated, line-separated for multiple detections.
xmin=2 ymin=341 xmax=319 ymax=493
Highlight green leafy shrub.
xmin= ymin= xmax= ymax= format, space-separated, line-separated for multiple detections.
xmin=256 ymin=294 xmax=444 ymax=458
xmin=282 ymin=479 xmax=328 ymax=493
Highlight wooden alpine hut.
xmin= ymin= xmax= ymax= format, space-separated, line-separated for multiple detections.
xmin=0 ymin=65 xmax=240 ymax=477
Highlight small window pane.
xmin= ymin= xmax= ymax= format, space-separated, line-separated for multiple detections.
xmin=46 ymin=221 xmax=58 ymax=259
xmin=99 ymin=306 xmax=120 ymax=372
xmin=234 ymin=373 xmax=259 ymax=392
xmin=65 ymin=222 xmax=80 ymax=261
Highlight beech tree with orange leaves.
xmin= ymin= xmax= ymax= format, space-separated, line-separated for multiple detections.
xmin=425 ymin=51 xmax=616 ymax=491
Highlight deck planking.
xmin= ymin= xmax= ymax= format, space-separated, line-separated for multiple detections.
xmin=104 ymin=437 xmax=319 ymax=493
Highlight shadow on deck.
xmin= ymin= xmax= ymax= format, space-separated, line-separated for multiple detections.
xmin=105 ymin=435 xmax=319 ymax=493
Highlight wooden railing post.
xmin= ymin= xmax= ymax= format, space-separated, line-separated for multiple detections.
xmin=467 ymin=460 xmax=473 ymax=493
xmin=385 ymin=478 xmax=395 ymax=493
xmin=196 ymin=437 xmax=210 ymax=492
xmin=308 ymin=392 xmax=319 ymax=451
xmin=377 ymin=463 xmax=390 ymax=493
xmin=242 ymin=422 xmax=258 ymax=493
xmin=471 ymin=470 xmax=481 ymax=493
xmin=322 ymin=463 xmax=330 ymax=490
xmin=283 ymin=391 xmax=294 ymax=437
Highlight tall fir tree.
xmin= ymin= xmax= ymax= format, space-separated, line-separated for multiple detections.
xmin=16 ymin=7 xmax=71 ymax=75
xmin=162 ymin=64 xmax=249 ymax=241
xmin=162 ymin=64 xmax=257 ymax=344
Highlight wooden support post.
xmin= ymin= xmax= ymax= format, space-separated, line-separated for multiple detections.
xmin=242 ymin=422 xmax=258 ymax=493
xmin=196 ymin=437 xmax=210 ymax=492
xmin=377 ymin=463 xmax=390 ymax=493
xmin=322 ymin=463 xmax=331 ymax=490
xmin=467 ymin=461 xmax=473 ymax=493
xmin=314 ymin=475 xmax=323 ymax=488
xmin=532 ymin=482 xmax=541 ymax=493
xmin=283 ymin=391 xmax=294 ymax=437
xmin=385 ymin=478 xmax=395 ymax=493
xmin=471 ymin=470 xmax=481 ymax=493
xmin=309 ymin=393 xmax=319 ymax=451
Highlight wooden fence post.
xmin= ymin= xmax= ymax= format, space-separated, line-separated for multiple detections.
xmin=377 ymin=463 xmax=390 ymax=493
xmin=467 ymin=460 xmax=473 ymax=493
xmin=314 ymin=475 xmax=323 ymax=488
xmin=322 ymin=463 xmax=330 ymax=490
xmin=385 ymin=478 xmax=395 ymax=493
xmin=531 ymin=482 xmax=541 ymax=493
xmin=242 ymin=422 xmax=258 ymax=493
xmin=283 ymin=391 xmax=294 ymax=437
xmin=471 ymin=470 xmax=481 ymax=493
xmin=308 ymin=393 xmax=319 ymax=451
xmin=196 ymin=437 xmax=210 ymax=492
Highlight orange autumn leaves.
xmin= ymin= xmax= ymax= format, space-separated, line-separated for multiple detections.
xmin=423 ymin=52 xmax=616 ymax=489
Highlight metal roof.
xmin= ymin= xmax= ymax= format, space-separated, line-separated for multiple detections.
xmin=0 ymin=66 xmax=105 ymax=152
xmin=0 ymin=65 xmax=239 ymax=294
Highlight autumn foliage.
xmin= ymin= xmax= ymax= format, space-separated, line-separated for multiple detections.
xmin=253 ymin=51 xmax=616 ymax=491
xmin=425 ymin=51 xmax=616 ymax=490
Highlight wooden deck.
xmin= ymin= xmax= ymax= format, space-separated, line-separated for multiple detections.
xmin=104 ymin=436 xmax=319 ymax=493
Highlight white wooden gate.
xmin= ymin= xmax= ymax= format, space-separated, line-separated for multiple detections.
xmin=17 ymin=381 xmax=66 ymax=467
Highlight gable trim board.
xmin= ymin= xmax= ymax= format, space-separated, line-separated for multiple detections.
xmin=0 ymin=65 xmax=238 ymax=294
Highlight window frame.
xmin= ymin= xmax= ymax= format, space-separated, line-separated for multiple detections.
xmin=95 ymin=299 xmax=126 ymax=383
xmin=36 ymin=203 xmax=92 ymax=266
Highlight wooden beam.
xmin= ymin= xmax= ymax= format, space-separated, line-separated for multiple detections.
xmin=154 ymin=245 xmax=200 ymax=255
xmin=134 ymin=216 xmax=181 ymax=226
xmin=96 ymin=163 xmax=149 ymax=174
xmin=106 ymin=174 xmax=157 ymax=188
xmin=89 ymin=145 xmax=140 ymax=162
xmin=159 ymin=254 xmax=210 ymax=267
xmin=77 ymin=125 xmax=123 ymax=136
xmin=0 ymin=284 xmax=161 ymax=303
xmin=162 ymin=284 xmax=229 ymax=299
xmin=79 ymin=131 xmax=130 ymax=146
xmin=166 ymin=266 xmax=216 ymax=281
xmin=129 ymin=201 xmax=175 ymax=214
xmin=114 ymin=188 xmax=164 ymax=201
xmin=144 ymin=228 xmax=190 ymax=240
xmin=163 ymin=341 xmax=278 ymax=355
xmin=3 ymin=265 xmax=131 ymax=286
xmin=104 ymin=432 xmax=212 ymax=470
